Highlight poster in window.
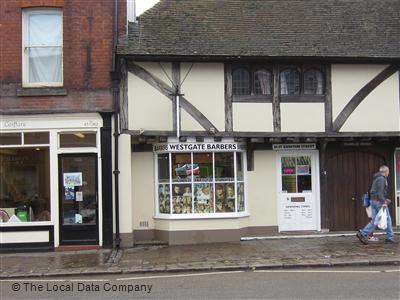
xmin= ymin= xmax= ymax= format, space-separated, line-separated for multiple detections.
xmin=158 ymin=184 xmax=170 ymax=214
xmin=194 ymin=183 xmax=213 ymax=213
xmin=297 ymin=165 xmax=310 ymax=175
xmin=172 ymin=184 xmax=192 ymax=214
xmin=63 ymin=172 xmax=82 ymax=187
xmin=64 ymin=186 xmax=75 ymax=201
xmin=75 ymin=191 xmax=83 ymax=202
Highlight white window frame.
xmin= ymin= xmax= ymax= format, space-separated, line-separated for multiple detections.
xmin=154 ymin=148 xmax=249 ymax=220
xmin=22 ymin=9 xmax=63 ymax=88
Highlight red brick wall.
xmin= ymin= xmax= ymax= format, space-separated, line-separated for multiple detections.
xmin=0 ymin=0 xmax=126 ymax=114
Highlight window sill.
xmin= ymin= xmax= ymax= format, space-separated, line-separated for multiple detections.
xmin=0 ymin=221 xmax=53 ymax=227
xmin=280 ymin=94 xmax=325 ymax=103
xmin=153 ymin=212 xmax=250 ymax=220
xmin=17 ymin=87 xmax=67 ymax=97
xmin=233 ymin=95 xmax=272 ymax=103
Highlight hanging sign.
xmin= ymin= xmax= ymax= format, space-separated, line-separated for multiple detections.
xmin=273 ymin=144 xmax=316 ymax=151
xmin=153 ymin=143 xmax=245 ymax=152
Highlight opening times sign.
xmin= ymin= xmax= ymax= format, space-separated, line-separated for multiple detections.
xmin=153 ymin=143 xmax=246 ymax=152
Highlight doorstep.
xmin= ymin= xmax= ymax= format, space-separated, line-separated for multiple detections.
xmin=241 ymin=230 xmax=400 ymax=241
xmin=55 ymin=245 xmax=101 ymax=252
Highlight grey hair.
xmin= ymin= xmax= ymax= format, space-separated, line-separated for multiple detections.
xmin=379 ymin=165 xmax=389 ymax=173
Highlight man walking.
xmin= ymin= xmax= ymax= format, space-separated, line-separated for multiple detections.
xmin=356 ymin=165 xmax=396 ymax=244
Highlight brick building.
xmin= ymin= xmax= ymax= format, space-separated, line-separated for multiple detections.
xmin=0 ymin=0 xmax=126 ymax=251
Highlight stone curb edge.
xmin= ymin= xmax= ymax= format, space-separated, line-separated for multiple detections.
xmin=1 ymin=260 xmax=399 ymax=279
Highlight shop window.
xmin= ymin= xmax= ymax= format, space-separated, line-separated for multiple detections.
xmin=59 ymin=132 xmax=96 ymax=148
xmin=281 ymin=156 xmax=312 ymax=193
xmin=396 ymin=151 xmax=400 ymax=193
xmin=23 ymin=9 xmax=63 ymax=87
xmin=156 ymin=150 xmax=246 ymax=216
xmin=0 ymin=147 xmax=50 ymax=223
xmin=24 ymin=132 xmax=49 ymax=144
xmin=0 ymin=133 xmax=22 ymax=145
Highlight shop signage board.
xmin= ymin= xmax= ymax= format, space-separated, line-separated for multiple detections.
xmin=153 ymin=143 xmax=246 ymax=152
xmin=273 ymin=144 xmax=316 ymax=151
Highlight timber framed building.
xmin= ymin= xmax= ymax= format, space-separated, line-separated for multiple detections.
xmin=115 ymin=0 xmax=400 ymax=246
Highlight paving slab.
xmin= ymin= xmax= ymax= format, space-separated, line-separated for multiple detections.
xmin=0 ymin=235 xmax=399 ymax=278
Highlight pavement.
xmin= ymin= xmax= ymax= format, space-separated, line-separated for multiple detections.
xmin=0 ymin=234 xmax=399 ymax=279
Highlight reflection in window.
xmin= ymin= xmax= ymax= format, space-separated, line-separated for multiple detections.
xmin=215 ymin=153 xmax=234 ymax=181
xmin=0 ymin=133 xmax=22 ymax=145
xmin=24 ymin=132 xmax=49 ymax=145
xmin=0 ymin=148 xmax=50 ymax=222
xmin=280 ymin=68 xmax=300 ymax=95
xmin=281 ymin=156 xmax=312 ymax=193
xmin=172 ymin=153 xmax=192 ymax=182
xmin=60 ymin=132 xmax=96 ymax=147
xmin=254 ymin=69 xmax=272 ymax=95
xmin=232 ymin=68 xmax=250 ymax=95
xmin=193 ymin=153 xmax=213 ymax=182
xmin=396 ymin=151 xmax=400 ymax=192
xmin=304 ymin=69 xmax=324 ymax=95
xmin=158 ymin=154 xmax=169 ymax=183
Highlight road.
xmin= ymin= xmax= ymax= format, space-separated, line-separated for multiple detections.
xmin=1 ymin=266 xmax=399 ymax=300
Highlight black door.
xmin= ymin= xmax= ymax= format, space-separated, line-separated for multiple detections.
xmin=59 ymin=154 xmax=98 ymax=245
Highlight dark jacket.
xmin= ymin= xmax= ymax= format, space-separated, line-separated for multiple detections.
xmin=370 ymin=172 xmax=388 ymax=201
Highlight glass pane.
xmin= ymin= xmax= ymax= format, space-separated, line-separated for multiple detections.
xmin=232 ymin=68 xmax=250 ymax=95
xmin=172 ymin=184 xmax=192 ymax=214
xmin=28 ymin=12 xmax=62 ymax=45
xmin=298 ymin=175 xmax=312 ymax=193
xmin=237 ymin=183 xmax=245 ymax=212
xmin=304 ymin=69 xmax=324 ymax=95
xmin=396 ymin=151 xmax=400 ymax=192
xmin=24 ymin=132 xmax=49 ymax=144
xmin=254 ymin=69 xmax=272 ymax=95
xmin=236 ymin=153 xmax=244 ymax=181
xmin=158 ymin=184 xmax=170 ymax=214
xmin=0 ymin=148 xmax=50 ymax=222
xmin=280 ymin=69 xmax=300 ymax=95
xmin=28 ymin=47 xmax=62 ymax=83
xmin=281 ymin=157 xmax=296 ymax=175
xmin=0 ymin=133 xmax=21 ymax=145
xmin=61 ymin=156 xmax=96 ymax=225
xmin=215 ymin=183 xmax=235 ymax=213
xmin=194 ymin=183 xmax=213 ymax=213
xmin=59 ymin=132 xmax=96 ymax=148
xmin=172 ymin=153 xmax=192 ymax=182
xmin=215 ymin=152 xmax=234 ymax=181
xmin=193 ymin=153 xmax=212 ymax=182
xmin=157 ymin=154 xmax=169 ymax=183
xmin=282 ymin=176 xmax=297 ymax=193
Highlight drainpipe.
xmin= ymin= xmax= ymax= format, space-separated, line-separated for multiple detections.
xmin=112 ymin=0 xmax=121 ymax=249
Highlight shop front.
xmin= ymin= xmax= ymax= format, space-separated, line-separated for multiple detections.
xmin=0 ymin=114 xmax=108 ymax=251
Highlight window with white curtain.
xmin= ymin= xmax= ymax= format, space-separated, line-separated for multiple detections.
xmin=23 ymin=10 xmax=63 ymax=87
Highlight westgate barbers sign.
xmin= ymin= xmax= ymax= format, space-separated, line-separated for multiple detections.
xmin=153 ymin=143 xmax=245 ymax=152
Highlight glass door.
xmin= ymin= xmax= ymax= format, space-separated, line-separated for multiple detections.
xmin=59 ymin=154 xmax=98 ymax=245
xmin=278 ymin=151 xmax=320 ymax=231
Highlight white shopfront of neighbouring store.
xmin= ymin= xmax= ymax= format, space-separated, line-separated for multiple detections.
xmin=0 ymin=114 xmax=104 ymax=250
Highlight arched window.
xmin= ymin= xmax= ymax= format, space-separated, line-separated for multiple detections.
xmin=254 ymin=69 xmax=272 ymax=95
xmin=280 ymin=68 xmax=300 ymax=95
xmin=304 ymin=69 xmax=324 ymax=95
xmin=232 ymin=68 xmax=250 ymax=95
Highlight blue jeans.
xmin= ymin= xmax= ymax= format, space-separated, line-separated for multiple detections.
xmin=360 ymin=200 xmax=395 ymax=241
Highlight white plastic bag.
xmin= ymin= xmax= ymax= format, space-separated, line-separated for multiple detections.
xmin=374 ymin=207 xmax=388 ymax=230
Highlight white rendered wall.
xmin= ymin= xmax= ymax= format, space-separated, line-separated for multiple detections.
xmin=332 ymin=65 xmax=400 ymax=132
